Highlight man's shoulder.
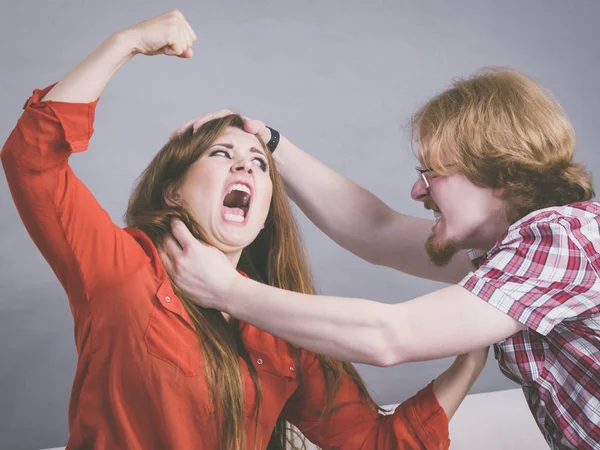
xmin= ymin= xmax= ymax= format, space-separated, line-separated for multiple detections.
xmin=474 ymin=201 xmax=600 ymax=278
xmin=512 ymin=200 xmax=600 ymax=233
xmin=488 ymin=200 xmax=600 ymax=263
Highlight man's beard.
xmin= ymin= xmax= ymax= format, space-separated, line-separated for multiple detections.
xmin=425 ymin=233 xmax=459 ymax=267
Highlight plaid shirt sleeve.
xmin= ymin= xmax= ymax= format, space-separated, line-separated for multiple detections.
xmin=459 ymin=216 xmax=600 ymax=336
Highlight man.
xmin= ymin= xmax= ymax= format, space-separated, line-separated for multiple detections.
xmin=163 ymin=67 xmax=600 ymax=449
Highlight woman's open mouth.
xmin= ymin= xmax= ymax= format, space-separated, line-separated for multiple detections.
xmin=222 ymin=182 xmax=252 ymax=225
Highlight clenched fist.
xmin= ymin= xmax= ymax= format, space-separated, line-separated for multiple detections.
xmin=123 ymin=10 xmax=197 ymax=58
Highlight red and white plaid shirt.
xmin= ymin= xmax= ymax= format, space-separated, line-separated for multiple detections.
xmin=460 ymin=200 xmax=600 ymax=450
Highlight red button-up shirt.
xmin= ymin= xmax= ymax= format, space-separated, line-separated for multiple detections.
xmin=2 ymin=85 xmax=450 ymax=449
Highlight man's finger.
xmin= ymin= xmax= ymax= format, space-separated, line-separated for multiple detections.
xmin=242 ymin=117 xmax=257 ymax=134
xmin=158 ymin=248 xmax=174 ymax=273
xmin=242 ymin=117 xmax=271 ymax=142
xmin=170 ymin=110 xmax=238 ymax=140
xmin=163 ymin=233 xmax=183 ymax=258
xmin=170 ymin=218 xmax=197 ymax=250
xmin=192 ymin=109 xmax=235 ymax=132
xmin=169 ymin=118 xmax=196 ymax=139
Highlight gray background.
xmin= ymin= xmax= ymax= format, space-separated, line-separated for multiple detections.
xmin=1 ymin=0 xmax=599 ymax=448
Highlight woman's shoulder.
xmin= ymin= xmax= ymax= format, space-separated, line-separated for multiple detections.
xmin=123 ymin=226 xmax=166 ymax=280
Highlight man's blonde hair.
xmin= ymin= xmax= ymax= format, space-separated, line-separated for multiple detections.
xmin=411 ymin=67 xmax=594 ymax=223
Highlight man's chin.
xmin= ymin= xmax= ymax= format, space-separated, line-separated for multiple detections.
xmin=425 ymin=234 xmax=459 ymax=267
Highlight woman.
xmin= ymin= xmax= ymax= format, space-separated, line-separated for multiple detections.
xmin=2 ymin=11 xmax=487 ymax=450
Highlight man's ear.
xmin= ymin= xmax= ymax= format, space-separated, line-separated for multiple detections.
xmin=163 ymin=186 xmax=181 ymax=207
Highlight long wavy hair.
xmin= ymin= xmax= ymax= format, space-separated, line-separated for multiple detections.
xmin=126 ymin=115 xmax=378 ymax=450
xmin=411 ymin=67 xmax=594 ymax=223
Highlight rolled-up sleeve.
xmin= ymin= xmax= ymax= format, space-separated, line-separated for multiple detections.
xmin=283 ymin=351 xmax=450 ymax=449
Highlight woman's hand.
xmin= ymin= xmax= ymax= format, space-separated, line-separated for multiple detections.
xmin=169 ymin=109 xmax=271 ymax=141
xmin=121 ymin=10 xmax=196 ymax=58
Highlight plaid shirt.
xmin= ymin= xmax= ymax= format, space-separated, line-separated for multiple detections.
xmin=460 ymin=200 xmax=600 ymax=450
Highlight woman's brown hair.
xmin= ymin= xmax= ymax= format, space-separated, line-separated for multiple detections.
xmin=126 ymin=115 xmax=378 ymax=450
xmin=411 ymin=67 xmax=594 ymax=223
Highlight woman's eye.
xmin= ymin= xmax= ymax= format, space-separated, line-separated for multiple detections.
xmin=252 ymin=158 xmax=268 ymax=171
xmin=210 ymin=149 xmax=231 ymax=158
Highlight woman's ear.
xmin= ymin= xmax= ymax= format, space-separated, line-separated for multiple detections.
xmin=492 ymin=187 xmax=505 ymax=199
xmin=163 ymin=186 xmax=181 ymax=207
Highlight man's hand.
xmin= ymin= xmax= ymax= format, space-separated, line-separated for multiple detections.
xmin=159 ymin=219 xmax=241 ymax=310
xmin=169 ymin=109 xmax=271 ymax=141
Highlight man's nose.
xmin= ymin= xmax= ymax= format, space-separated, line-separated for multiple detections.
xmin=411 ymin=177 xmax=429 ymax=202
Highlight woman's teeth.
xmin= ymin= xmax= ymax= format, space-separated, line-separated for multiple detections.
xmin=222 ymin=183 xmax=251 ymax=224
xmin=228 ymin=183 xmax=251 ymax=195
xmin=434 ymin=211 xmax=442 ymax=223
xmin=224 ymin=213 xmax=245 ymax=223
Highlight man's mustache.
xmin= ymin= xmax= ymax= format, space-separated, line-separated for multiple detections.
xmin=424 ymin=200 xmax=439 ymax=212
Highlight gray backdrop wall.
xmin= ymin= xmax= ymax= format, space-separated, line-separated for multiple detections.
xmin=1 ymin=1 xmax=599 ymax=448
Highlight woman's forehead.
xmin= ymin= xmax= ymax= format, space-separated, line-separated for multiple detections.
xmin=215 ymin=127 xmax=264 ymax=152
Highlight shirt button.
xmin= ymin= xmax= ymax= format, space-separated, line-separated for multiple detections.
xmin=289 ymin=365 xmax=295 ymax=371
xmin=257 ymin=358 xmax=263 ymax=365
xmin=165 ymin=296 xmax=171 ymax=303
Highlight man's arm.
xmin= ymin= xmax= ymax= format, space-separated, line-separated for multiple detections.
xmin=272 ymin=136 xmax=474 ymax=284
xmin=162 ymin=220 xmax=524 ymax=366
xmin=226 ymin=278 xmax=522 ymax=366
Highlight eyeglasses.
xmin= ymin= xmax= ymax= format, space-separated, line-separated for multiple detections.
xmin=415 ymin=166 xmax=433 ymax=189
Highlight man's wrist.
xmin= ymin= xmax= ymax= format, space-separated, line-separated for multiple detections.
xmin=271 ymin=135 xmax=291 ymax=164
xmin=224 ymin=273 xmax=253 ymax=317
xmin=265 ymin=126 xmax=280 ymax=152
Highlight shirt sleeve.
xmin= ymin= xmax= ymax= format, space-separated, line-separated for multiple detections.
xmin=1 ymin=85 xmax=148 ymax=312
xmin=459 ymin=217 xmax=600 ymax=335
xmin=283 ymin=351 xmax=450 ymax=449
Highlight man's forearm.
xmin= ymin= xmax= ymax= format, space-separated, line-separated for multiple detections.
xmin=273 ymin=137 xmax=473 ymax=282
xmin=228 ymin=274 xmax=396 ymax=366
xmin=274 ymin=136 xmax=398 ymax=263
xmin=223 ymin=278 xmax=522 ymax=366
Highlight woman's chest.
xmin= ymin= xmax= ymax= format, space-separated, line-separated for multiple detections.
xmin=91 ymin=275 xmax=300 ymax=427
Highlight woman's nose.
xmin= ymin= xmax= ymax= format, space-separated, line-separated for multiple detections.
xmin=411 ymin=177 xmax=429 ymax=202
xmin=231 ymin=159 xmax=253 ymax=174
